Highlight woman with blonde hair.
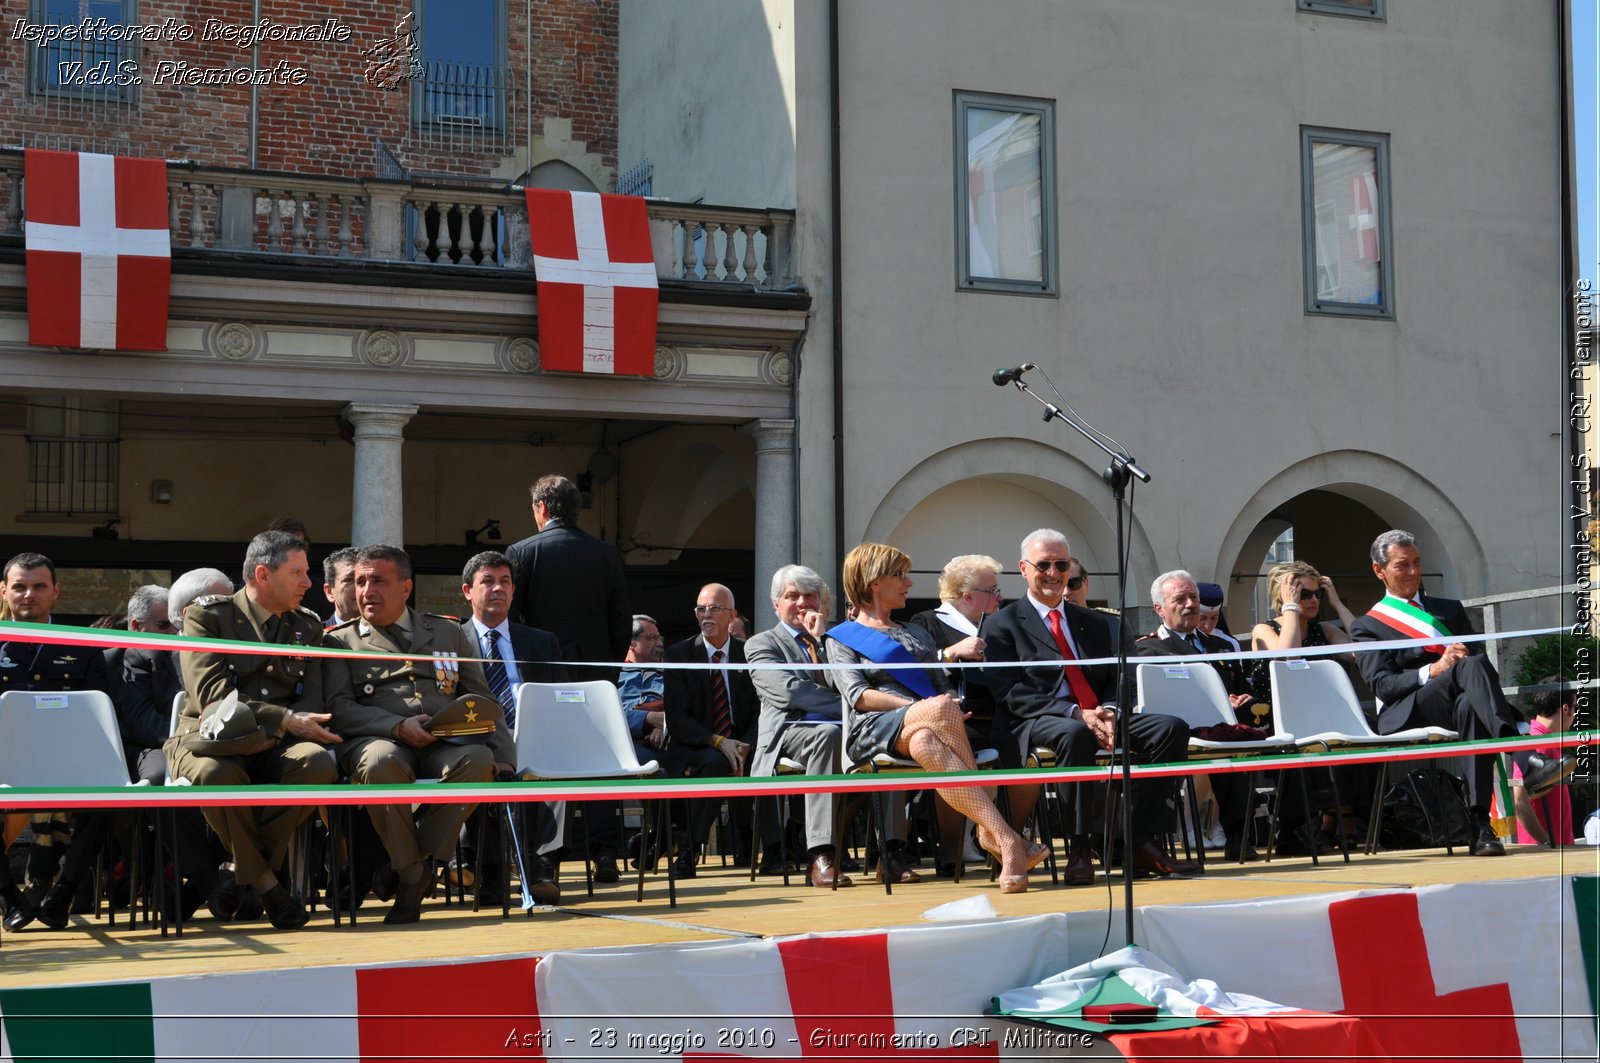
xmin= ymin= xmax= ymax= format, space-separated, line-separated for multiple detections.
xmin=828 ymin=543 xmax=1047 ymax=893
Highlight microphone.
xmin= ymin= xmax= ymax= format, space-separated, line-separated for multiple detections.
xmin=991 ymin=364 xmax=1035 ymax=386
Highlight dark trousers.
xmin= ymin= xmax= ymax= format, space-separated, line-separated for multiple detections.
xmin=1028 ymin=712 xmax=1188 ymax=838
xmin=1407 ymin=654 xmax=1522 ymax=810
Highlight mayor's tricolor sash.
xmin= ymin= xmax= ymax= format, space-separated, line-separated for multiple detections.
xmin=1365 ymin=594 xmax=1451 ymax=654
xmin=825 ymin=620 xmax=938 ymax=699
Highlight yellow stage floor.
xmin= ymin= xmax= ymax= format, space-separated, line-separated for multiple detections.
xmin=1 ymin=843 xmax=1594 ymax=990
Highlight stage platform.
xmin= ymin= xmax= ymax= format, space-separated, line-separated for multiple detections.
xmin=2 ymin=841 xmax=1593 ymax=990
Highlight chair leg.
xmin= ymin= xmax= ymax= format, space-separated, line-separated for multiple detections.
xmin=1263 ymin=769 xmax=1285 ymax=863
xmin=1365 ymin=771 xmax=1386 ymax=855
xmin=1183 ymin=778 xmax=1207 ymax=873
xmin=1325 ymin=768 xmax=1352 ymax=864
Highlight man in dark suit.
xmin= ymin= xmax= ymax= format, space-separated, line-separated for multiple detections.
xmin=506 ymin=474 xmax=630 ymax=678
xmin=663 ymin=582 xmax=759 ymax=877
xmin=1134 ymin=569 xmax=1257 ymax=861
xmin=459 ymin=549 xmax=568 ymax=904
xmin=983 ymin=529 xmax=1192 ymax=885
xmin=1 ymin=552 xmax=114 ymax=931
xmin=1350 ymin=529 xmax=1573 ymax=855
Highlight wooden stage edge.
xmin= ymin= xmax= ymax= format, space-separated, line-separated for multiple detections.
xmin=1 ymin=843 xmax=1595 ymax=989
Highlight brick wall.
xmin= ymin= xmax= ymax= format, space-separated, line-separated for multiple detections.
xmin=0 ymin=0 xmax=616 ymax=183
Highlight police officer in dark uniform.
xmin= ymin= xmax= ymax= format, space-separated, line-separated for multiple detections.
xmin=323 ymin=544 xmax=507 ymax=924
xmin=1 ymin=552 xmax=114 ymax=931
xmin=166 ymin=530 xmax=340 ymax=930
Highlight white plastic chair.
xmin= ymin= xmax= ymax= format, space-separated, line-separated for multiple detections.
xmin=0 ymin=689 xmax=147 ymax=941
xmin=512 ymin=681 xmax=671 ymax=905
xmin=1135 ymin=662 xmax=1298 ymax=866
xmin=1269 ymin=659 xmax=1459 ymax=857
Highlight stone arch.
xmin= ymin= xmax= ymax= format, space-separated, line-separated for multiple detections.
xmin=861 ymin=438 xmax=1159 ymax=604
xmin=526 ymin=160 xmax=599 ymax=192
xmin=623 ymin=432 xmax=755 ymax=562
xmin=1214 ymin=450 xmax=1486 ymax=626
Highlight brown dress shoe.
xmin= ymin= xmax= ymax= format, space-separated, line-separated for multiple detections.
xmin=808 ymin=852 xmax=854 ymax=888
xmin=1128 ymin=838 xmax=1201 ymax=878
xmin=1061 ymin=848 xmax=1097 ymax=887
xmin=875 ymin=850 xmax=922 ymax=885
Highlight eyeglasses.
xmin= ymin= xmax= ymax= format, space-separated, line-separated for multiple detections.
xmin=1297 ymin=587 xmax=1321 ymax=602
xmin=1024 ymin=559 xmax=1071 ymax=573
xmin=693 ymin=605 xmax=728 ymax=616
xmin=970 ymin=585 xmax=1001 ymax=597
xmin=153 ymin=618 xmax=175 ymax=631
xmin=1066 ymin=575 xmax=1086 ymax=591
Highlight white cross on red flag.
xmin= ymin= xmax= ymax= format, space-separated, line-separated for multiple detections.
xmin=24 ymin=149 xmax=171 ymax=351
xmin=525 ymin=188 xmax=658 ymax=377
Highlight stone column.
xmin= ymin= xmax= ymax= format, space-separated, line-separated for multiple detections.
xmin=741 ymin=418 xmax=796 ymax=629
xmin=344 ymin=403 xmax=418 ymax=547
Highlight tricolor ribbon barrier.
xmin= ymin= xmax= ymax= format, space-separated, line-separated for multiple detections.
xmin=0 ymin=874 xmax=1593 ymax=1061
xmin=0 ymin=732 xmax=1584 ymax=810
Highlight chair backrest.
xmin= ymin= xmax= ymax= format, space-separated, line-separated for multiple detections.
xmin=1268 ymin=659 xmax=1376 ymax=739
xmin=0 ymin=689 xmax=131 ymax=787
xmin=512 ymin=680 xmax=658 ymax=778
xmin=1134 ymin=662 xmax=1239 ymax=729
xmin=170 ymin=691 xmax=186 ymax=738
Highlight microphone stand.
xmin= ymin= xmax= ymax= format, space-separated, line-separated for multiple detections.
xmin=1003 ymin=372 xmax=1148 ymax=948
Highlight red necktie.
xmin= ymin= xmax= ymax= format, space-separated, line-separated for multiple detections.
xmin=1046 ymin=609 xmax=1101 ymax=712
xmin=710 ymin=649 xmax=733 ymax=736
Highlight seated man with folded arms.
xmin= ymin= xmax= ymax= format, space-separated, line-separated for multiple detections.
xmin=746 ymin=565 xmax=855 ymax=888
xmin=323 ymin=544 xmax=509 ymax=924
xmin=167 ymin=531 xmax=340 ymax=930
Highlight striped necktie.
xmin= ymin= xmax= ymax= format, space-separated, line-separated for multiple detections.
xmin=710 ymin=649 xmax=733 ymax=736
xmin=483 ymin=628 xmax=515 ymax=729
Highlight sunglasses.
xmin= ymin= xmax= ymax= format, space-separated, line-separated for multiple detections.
xmin=1066 ymin=575 xmax=1086 ymax=591
xmin=1297 ymin=587 xmax=1321 ymax=602
xmin=1025 ymin=559 xmax=1072 ymax=574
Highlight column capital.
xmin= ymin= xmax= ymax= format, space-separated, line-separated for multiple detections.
xmin=740 ymin=417 xmax=795 ymax=452
xmin=343 ymin=403 xmax=418 ymax=441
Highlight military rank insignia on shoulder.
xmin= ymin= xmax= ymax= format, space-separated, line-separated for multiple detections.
xmin=192 ymin=594 xmax=232 ymax=608
xmin=328 ymin=617 xmax=360 ymax=633
xmin=425 ymin=612 xmax=463 ymax=623
xmin=296 ymin=606 xmax=323 ymax=621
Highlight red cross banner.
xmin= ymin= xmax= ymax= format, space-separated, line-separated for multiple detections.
xmin=24 ymin=149 xmax=171 ymax=351
xmin=525 ymin=188 xmax=659 ymax=377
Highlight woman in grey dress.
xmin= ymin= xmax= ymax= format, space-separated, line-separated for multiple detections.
xmin=828 ymin=542 xmax=1047 ymax=893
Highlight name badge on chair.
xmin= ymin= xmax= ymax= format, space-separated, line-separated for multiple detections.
xmin=1162 ymin=667 xmax=1191 ymax=680
xmin=34 ymin=694 xmax=68 ymax=709
xmin=554 ymin=689 xmax=587 ymax=703
xmin=1286 ymin=659 xmax=1311 ymax=670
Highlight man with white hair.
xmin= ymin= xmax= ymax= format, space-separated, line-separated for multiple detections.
xmin=983 ymin=530 xmax=1193 ymax=885
xmin=746 ymin=565 xmax=854 ymax=887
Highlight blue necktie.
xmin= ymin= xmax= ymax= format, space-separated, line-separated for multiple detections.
xmin=483 ymin=628 xmax=514 ymax=729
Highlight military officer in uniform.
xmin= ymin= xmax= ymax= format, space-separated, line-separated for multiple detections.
xmin=323 ymin=544 xmax=509 ymax=924
xmin=167 ymin=530 xmax=340 ymax=931
xmin=1 ymin=552 xmax=114 ymax=931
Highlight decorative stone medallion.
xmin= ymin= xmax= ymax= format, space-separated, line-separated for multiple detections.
xmin=763 ymin=349 xmax=792 ymax=386
xmin=212 ymin=322 xmax=259 ymax=361
xmin=360 ymin=329 xmax=406 ymax=368
xmin=505 ymin=336 xmax=540 ymax=374
xmin=653 ymin=344 xmax=683 ymax=380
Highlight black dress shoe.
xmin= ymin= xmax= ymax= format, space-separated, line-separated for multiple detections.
xmin=1470 ymin=824 xmax=1506 ymax=857
xmin=1223 ymin=836 xmax=1261 ymax=863
xmin=1127 ymin=838 xmax=1201 ymax=878
xmin=3 ymin=884 xmax=43 ymax=931
xmin=208 ymin=870 xmax=241 ymax=920
xmin=1061 ymin=848 xmax=1097 ymax=887
xmin=529 ymin=857 xmax=560 ymax=905
xmin=384 ymin=865 xmax=435 ymax=925
xmin=260 ymin=884 xmax=311 ymax=930
xmin=875 ymin=850 xmax=921 ymax=885
xmin=670 ymin=852 xmax=697 ymax=879
xmin=369 ymin=863 xmax=399 ymax=903
xmin=36 ymin=881 xmax=76 ymax=930
xmin=1523 ymin=753 xmax=1576 ymax=799
xmin=593 ymin=855 xmax=621 ymax=884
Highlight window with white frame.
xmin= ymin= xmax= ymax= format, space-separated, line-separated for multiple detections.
xmin=955 ymin=92 xmax=1057 ymax=295
xmin=1301 ymin=128 xmax=1393 ymax=318
xmin=1297 ymin=0 xmax=1385 ymax=20
xmin=413 ymin=0 xmax=507 ymax=131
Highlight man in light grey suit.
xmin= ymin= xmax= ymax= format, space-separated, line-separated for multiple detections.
xmin=745 ymin=565 xmax=854 ymax=888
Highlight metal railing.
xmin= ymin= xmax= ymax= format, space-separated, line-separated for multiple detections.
xmin=26 ymin=439 xmax=119 ymax=516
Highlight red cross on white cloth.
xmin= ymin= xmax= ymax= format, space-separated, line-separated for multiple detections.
xmin=525 ymin=188 xmax=659 ymax=377
xmin=24 ymin=149 xmax=171 ymax=351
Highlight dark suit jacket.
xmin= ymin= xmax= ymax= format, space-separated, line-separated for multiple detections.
xmin=0 ymin=630 xmax=110 ymax=695
xmin=505 ymin=520 xmax=630 ymax=667
xmin=663 ymin=634 xmax=759 ymax=750
xmin=1134 ymin=629 xmax=1252 ymax=699
xmin=907 ymin=607 xmax=997 ymax=727
xmin=1350 ymin=593 xmax=1476 ymax=735
xmin=460 ymin=618 xmax=571 ymax=687
xmin=116 ymin=645 xmax=183 ymax=751
xmin=982 ymin=599 xmax=1132 ymax=766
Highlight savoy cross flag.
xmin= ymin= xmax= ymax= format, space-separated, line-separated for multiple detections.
xmin=25 ymin=149 xmax=171 ymax=351
xmin=526 ymin=188 xmax=658 ymax=377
